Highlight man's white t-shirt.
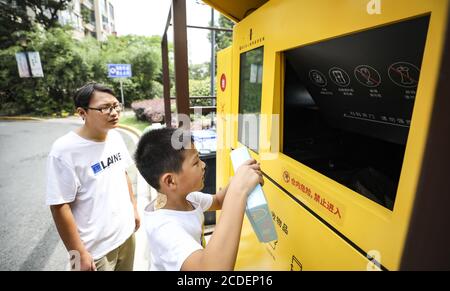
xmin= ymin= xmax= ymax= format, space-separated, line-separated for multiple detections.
xmin=46 ymin=129 xmax=135 ymax=260
xmin=144 ymin=192 xmax=213 ymax=271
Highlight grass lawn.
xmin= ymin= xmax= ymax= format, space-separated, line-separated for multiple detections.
xmin=119 ymin=115 xmax=151 ymax=132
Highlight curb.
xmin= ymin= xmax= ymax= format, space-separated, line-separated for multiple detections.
xmin=115 ymin=124 xmax=149 ymax=270
xmin=0 ymin=116 xmax=143 ymax=139
xmin=117 ymin=124 xmax=142 ymax=138
xmin=0 ymin=116 xmax=45 ymax=121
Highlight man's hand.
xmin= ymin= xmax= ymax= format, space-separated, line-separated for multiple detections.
xmin=134 ymin=207 xmax=141 ymax=232
xmin=79 ymin=251 xmax=96 ymax=271
xmin=125 ymin=171 xmax=140 ymax=232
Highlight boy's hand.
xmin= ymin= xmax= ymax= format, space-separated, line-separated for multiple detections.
xmin=230 ymin=159 xmax=264 ymax=197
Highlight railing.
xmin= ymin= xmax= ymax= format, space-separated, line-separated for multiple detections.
xmin=170 ymin=96 xmax=216 ymax=114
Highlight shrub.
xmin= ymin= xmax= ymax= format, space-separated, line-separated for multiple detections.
xmin=0 ymin=28 xmax=164 ymax=116
xmin=0 ymin=27 xmax=89 ymax=116
xmin=131 ymin=98 xmax=167 ymax=123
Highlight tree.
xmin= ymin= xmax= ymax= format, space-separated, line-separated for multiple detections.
xmin=0 ymin=27 xmax=91 ymax=116
xmin=0 ymin=1 xmax=32 ymax=49
xmin=0 ymin=27 xmax=164 ymax=116
xmin=0 ymin=0 xmax=70 ymax=49
xmin=100 ymin=35 xmax=163 ymax=103
xmin=27 ymin=0 xmax=71 ymax=29
xmin=189 ymin=62 xmax=210 ymax=80
xmin=189 ymin=78 xmax=213 ymax=106
xmin=208 ymin=14 xmax=234 ymax=51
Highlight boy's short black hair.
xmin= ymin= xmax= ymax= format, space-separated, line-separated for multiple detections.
xmin=134 ymin=127 xmax=193 ymax=190
xmin=73 ymin=82 xmax=116 ymax=109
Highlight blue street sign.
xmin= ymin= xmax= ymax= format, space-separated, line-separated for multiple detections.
xmin=107 ymin=64 xmax=132 ymax=78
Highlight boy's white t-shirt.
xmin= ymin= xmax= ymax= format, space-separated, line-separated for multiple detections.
xmin=46 ymin=129 xmax=135 ymax=260
xmin=144 ymin=192 xmax=213 ymax=271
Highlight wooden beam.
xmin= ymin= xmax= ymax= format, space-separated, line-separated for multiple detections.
xmin=172 ymin=0 xmax=190 ymax=129
xmin=161 ymin=33 xmax=172 ymax=128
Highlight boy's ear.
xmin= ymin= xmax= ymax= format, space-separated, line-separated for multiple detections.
xmin=160 ymin=173 xmax=177 ymax=190
xmin=76 ymin=107 xmax=87 ymax=121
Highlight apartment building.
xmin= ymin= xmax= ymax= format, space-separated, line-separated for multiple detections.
xmin=2 ymin=0 xmax=116 ymax=41
xmin=59 ymin=0 xmax=116 ymax=41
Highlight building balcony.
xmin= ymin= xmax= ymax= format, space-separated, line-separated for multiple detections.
xmin=81 ymin=0 xmax=93 ymax=10
xmin=83 ymin=22 xmax=95 ymax=32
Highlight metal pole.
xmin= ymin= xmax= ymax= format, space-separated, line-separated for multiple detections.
xmin=120 ymin=79 xmax=124 ymax=106
xmin=210 ymin=8 xmax=215 ymax=103
xmin=210 ymin=8 xmax=216 ymax=128
xmin=185 ymin=24 xmax=232 ymax=32
xmin=162 ymin=33 xmax=172 ymax=128
xmin=172 ymin=0 xmax=190 ymax=129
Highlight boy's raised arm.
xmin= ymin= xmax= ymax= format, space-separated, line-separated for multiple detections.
xmin=207 ymin=183 xmax=229 ymax=211
xmin=181 ymin=160 xmax=263 ymax=271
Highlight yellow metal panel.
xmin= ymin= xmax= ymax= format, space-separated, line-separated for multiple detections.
xmin=216 ymin=46 xmax=233 ymax=191
xmin=218 ymin=0 xmax=449 ymax=270
xmin=235 ymin=177 xmax=378 ymax=270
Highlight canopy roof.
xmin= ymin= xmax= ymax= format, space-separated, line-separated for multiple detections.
xmin=202 ymin=0 xmax=268 ymax=22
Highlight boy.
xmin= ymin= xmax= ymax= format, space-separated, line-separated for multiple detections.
xmin=46 ymin=82 xmax=140 ymax=271
xmin=135 ymin=127 xmax=263 ymax=271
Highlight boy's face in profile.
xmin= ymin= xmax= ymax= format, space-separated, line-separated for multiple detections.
xmin=176 ymin=144 xmax=206 ymax=195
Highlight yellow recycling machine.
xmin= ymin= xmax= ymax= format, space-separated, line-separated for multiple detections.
xmin=204 ymin=0 xmax=450 ymax=270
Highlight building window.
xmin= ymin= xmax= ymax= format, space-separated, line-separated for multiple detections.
xmin=109 ymin=3 xmax=114 ymax=19
xmin=238 ymin=46 xmax=264 ymax=153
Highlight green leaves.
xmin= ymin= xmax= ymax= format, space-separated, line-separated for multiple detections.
xmin=0 ymin=28 xmax=163 ymax=116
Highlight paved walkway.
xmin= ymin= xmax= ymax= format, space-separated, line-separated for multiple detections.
xmin=118 ymin=125 xmax=154 ymax=271
xmin=0 ymin=116 xmax=153 ymax=270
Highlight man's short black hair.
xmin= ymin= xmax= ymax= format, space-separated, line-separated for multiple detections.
xmin=73 ymin=82 xmax=116 ymax=109
xmin=134 ymin=127 xmax=193 ymax=190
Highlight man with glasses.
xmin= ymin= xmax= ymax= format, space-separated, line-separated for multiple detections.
xmin=46 ymin=82 xmax=140 ymax=271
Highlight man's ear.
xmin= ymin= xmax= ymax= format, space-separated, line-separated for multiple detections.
xmin=160 ymin=173 xmax=177 ymax=190
xmin=76 ymin=107 xmax=87 ymax=121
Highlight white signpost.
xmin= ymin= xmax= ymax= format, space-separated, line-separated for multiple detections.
xmin=15 ymin=53 xmax=30 ymax=78
xmin=107 ymin=64 xmax=132 ymax=105
xmin=28 ymin=52 xmax=44 ymax=77
xmin=15 ymin=52 xmax=44 ymax=78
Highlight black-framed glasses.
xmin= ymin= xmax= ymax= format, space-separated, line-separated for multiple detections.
xmin=87 ymin=103 xmax=124 ymax=114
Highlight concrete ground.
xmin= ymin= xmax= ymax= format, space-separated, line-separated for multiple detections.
xmin=0 ymin=117 xmax=154 ymax=270
xmin=0 ymin=115 xmax=216 ymax=271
